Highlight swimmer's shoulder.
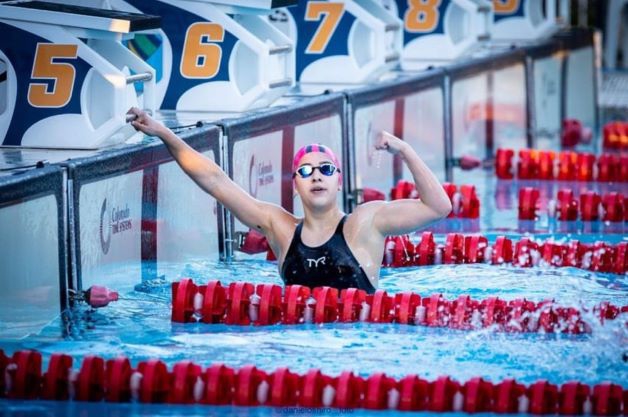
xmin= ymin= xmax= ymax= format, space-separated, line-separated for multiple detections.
xmin=345 ymin=200 xmax=387 ymax=234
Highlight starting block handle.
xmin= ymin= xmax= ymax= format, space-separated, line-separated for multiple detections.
xmin=269 ymin=44 xmax=292 ymax=55
xmin=268 ymin=78 xmax=292 ymax=89
xmin=126 ymin=72 xmax=153 ymax=84
xmin=385 ymin=52 xmax=400 ymax=63
xmin=385 ymin=22 xmax=400 ymax=31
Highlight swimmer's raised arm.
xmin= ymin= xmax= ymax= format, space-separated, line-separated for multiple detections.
xmin=370 ymin=131 xmax=452 ymax=236
xmin=127 ymin=107 xmax=291 ymax=234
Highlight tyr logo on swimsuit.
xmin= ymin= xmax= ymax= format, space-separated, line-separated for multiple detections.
xmin=306 ymin=256 xmax=326 ymax=268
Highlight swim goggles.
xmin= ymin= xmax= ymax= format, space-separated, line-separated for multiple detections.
xmin=293 ymin=163 xmax=340 ymax=179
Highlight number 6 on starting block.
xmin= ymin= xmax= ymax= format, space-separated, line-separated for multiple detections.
xmin=0 ymin=1 xmax=157 ymax=149
xmin=111 ymin=0 xmax=296 ymax=112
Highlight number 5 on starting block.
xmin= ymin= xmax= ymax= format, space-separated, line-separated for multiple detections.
xmin=0 ymin=1 xmax=158 ymax=149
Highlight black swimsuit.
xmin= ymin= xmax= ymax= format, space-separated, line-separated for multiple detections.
xmin=281 ymin=216 xmax=376 ymax=294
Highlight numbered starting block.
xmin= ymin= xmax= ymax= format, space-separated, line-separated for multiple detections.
xmin=491 ymin=0 xmax=569 ymax=42
xmin=387 ymin=0 xmax=492 ymax=70
xmin=0 ymin=0 xmax=158 ymax=148
xmin=268 ymin=0 xmax=402 ymax=85
xmin=110 ymin=0 xmax=296 ymax=111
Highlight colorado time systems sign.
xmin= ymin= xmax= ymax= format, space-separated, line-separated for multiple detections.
xmin=99 ymin=198 xmax=133 ymax=255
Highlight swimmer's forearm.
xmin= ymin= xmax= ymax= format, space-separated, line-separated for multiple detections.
xmin=399 ymin=143 xmax=452 ymax=216
xmin=157 ymin=128 xmax=223 ymax=189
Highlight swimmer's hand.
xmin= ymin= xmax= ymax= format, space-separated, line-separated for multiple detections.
xmin=127 ymin=107 xmax=166 ymax=137
xmin=375 ymin=131 xmax=408 ymax=155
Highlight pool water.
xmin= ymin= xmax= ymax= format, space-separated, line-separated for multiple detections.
xmin=0 ymin=172 xmax=626 ymax=417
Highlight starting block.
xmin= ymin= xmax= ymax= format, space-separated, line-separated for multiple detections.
xmin=111 ymin=0 xmax=296 ymax=111
xmin=268 ymin=0 xmax=402 ymax=84
xmin=0 ymin=0 xmax=158 ymax=148
xmin=387 ymin=0 xmax=492 ymax=70
xmin=491 ymin=0 xmax=569 ymax=42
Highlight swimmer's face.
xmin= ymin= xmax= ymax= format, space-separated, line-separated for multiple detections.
xmin=293 ymin=152 xmax=341 ymax=208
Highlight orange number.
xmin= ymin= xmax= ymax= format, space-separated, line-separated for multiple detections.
xmin=28 ymin=43 xmax=78 ymax=108
xmin=404 ymin=0 xmax=441 ymax=33
xmin=180 ymin=22 xmax=223 ymax=78
xmin=305 ymin=2 xmax=345 ymax=54
xmin=493 ymin=0 xmax=520 ymax=14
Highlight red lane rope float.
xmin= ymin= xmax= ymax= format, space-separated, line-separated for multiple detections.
xmin=388 ymin=181 xmax=480 ymax=219
xmin=169 ymin=279 xmax=627 ymax=335
xmin=381 ymin=232 xmax=627 ymax=275
xmin=603 ymin=121 xmax=628 ymax=150
xmin=529 ymin=188 xmax=626 ymax=223
xmin=495 ymin=148 xmax=628 ymax=182
xmin=1 ymin=348 xmax=625 ymax=415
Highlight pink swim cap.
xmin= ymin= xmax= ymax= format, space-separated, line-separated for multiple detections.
xmin=292 ymin=144 xmax=342 ymax=184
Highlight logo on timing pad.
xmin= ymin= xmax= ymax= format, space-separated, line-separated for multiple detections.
xmin=100 ymin=199 xmax=111 ymax=255
xmin=306 ymin=256 xmax=326 ymax=268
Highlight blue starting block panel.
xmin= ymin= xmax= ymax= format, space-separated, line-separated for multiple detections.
xmin=491 ymin=0 xmax=568 ymax=42
xmin=268 ymin=0 xmax=402 ymax=85
xmin=111 ymin=0 xmax=296 ymax=112
xmin=0 ymin=1 xmax=159 ymax=149
xmin=384 ymin=0 xmax=492 ymax=70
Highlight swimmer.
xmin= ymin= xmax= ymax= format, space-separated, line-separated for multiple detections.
xmin=127 ymin=107 xmax=452 ymax=294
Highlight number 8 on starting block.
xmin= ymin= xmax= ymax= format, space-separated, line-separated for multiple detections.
xmin=385 ymin=0 xmax=492 ymax=70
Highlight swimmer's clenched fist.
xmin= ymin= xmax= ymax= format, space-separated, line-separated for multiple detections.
xmin=375 ymin=130 xmax=408 ymax=155
xmin=127 ymin=107 xmax=165 ymax=137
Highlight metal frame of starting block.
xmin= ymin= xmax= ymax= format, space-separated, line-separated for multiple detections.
xmin=491 ymin=0 xmax=569 ymax=43
xmin=110 ymin=0 xmax=296 ymax=112
xmin=384 ymin=0 xmax=493 ymax=70
xmin=267 ymin=0 xmax=402 ymax=85
xmin=0 ymin=0 xmax=158 ymax=149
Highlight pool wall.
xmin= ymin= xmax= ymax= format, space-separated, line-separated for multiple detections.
xmin=0 ymin=28 xmax=600 ymax=339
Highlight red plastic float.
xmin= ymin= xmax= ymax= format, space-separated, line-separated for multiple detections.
xmin=312 ymin=286 xmax=339 ymax=323
xmin=576 ymin=153 xmax=596 ymax=182
xmin=495 ymin=148 xmax=514 ymax=179
xmin=368 ymin=290 xmax=394 ymax=323
xmin=416 ymin=232 xmax=436 ymax=266
xmin=518 ymin=187 xmax=539 ymax=220
xmin=268 ymin=367 xmax=299 ymax=406
xmin=443 ymin=233 xmax=464 ymax=264
xmin=105 ymin=357 xmax=132 ymax=403
xmin=41 ymin=353 xmax=72 ymax=401
xmin=8 ymin=350 xmax=42 ymax=400
xmin=201 ymin=281 xmax=227 ymax=324
xmin=556 ymin=189 xmax=579 ymax=221
xmin=137 ymin=359 xmax=170 ymax=403
xmin=234 ymin=365 xmax=267 ymax=406
xmin=283 ymin=285 xmax=310 ymax=325
xmin=364 ymin=372 xmax=396 ymax=410
xmin=203 ymin=364 xmax=235 ymax=405
xmin=339 ymin=288 xmax=366 ymax=322
xmin=335 ymin=371 xmax=364 ymax=409
xmin=537 ymin=150 xmax=554 ymax=179
xmin=517 ymin=149 xmax=538 ymax=180
xmin=255 ymin=284 xmax=282 ymax=325
xmin=398 ymin=374 xmax=429 ymax=411
xmin=462 ymin=377 xmax=493 ymax=413
xmin=458 ymin=185 xmax=479 ymax=218
xmin=225 ymin=282 xmax=255 ymax=325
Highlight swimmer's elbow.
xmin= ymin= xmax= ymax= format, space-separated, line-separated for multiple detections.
xmin=433 ymin=199 xmax=452 ymax=219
